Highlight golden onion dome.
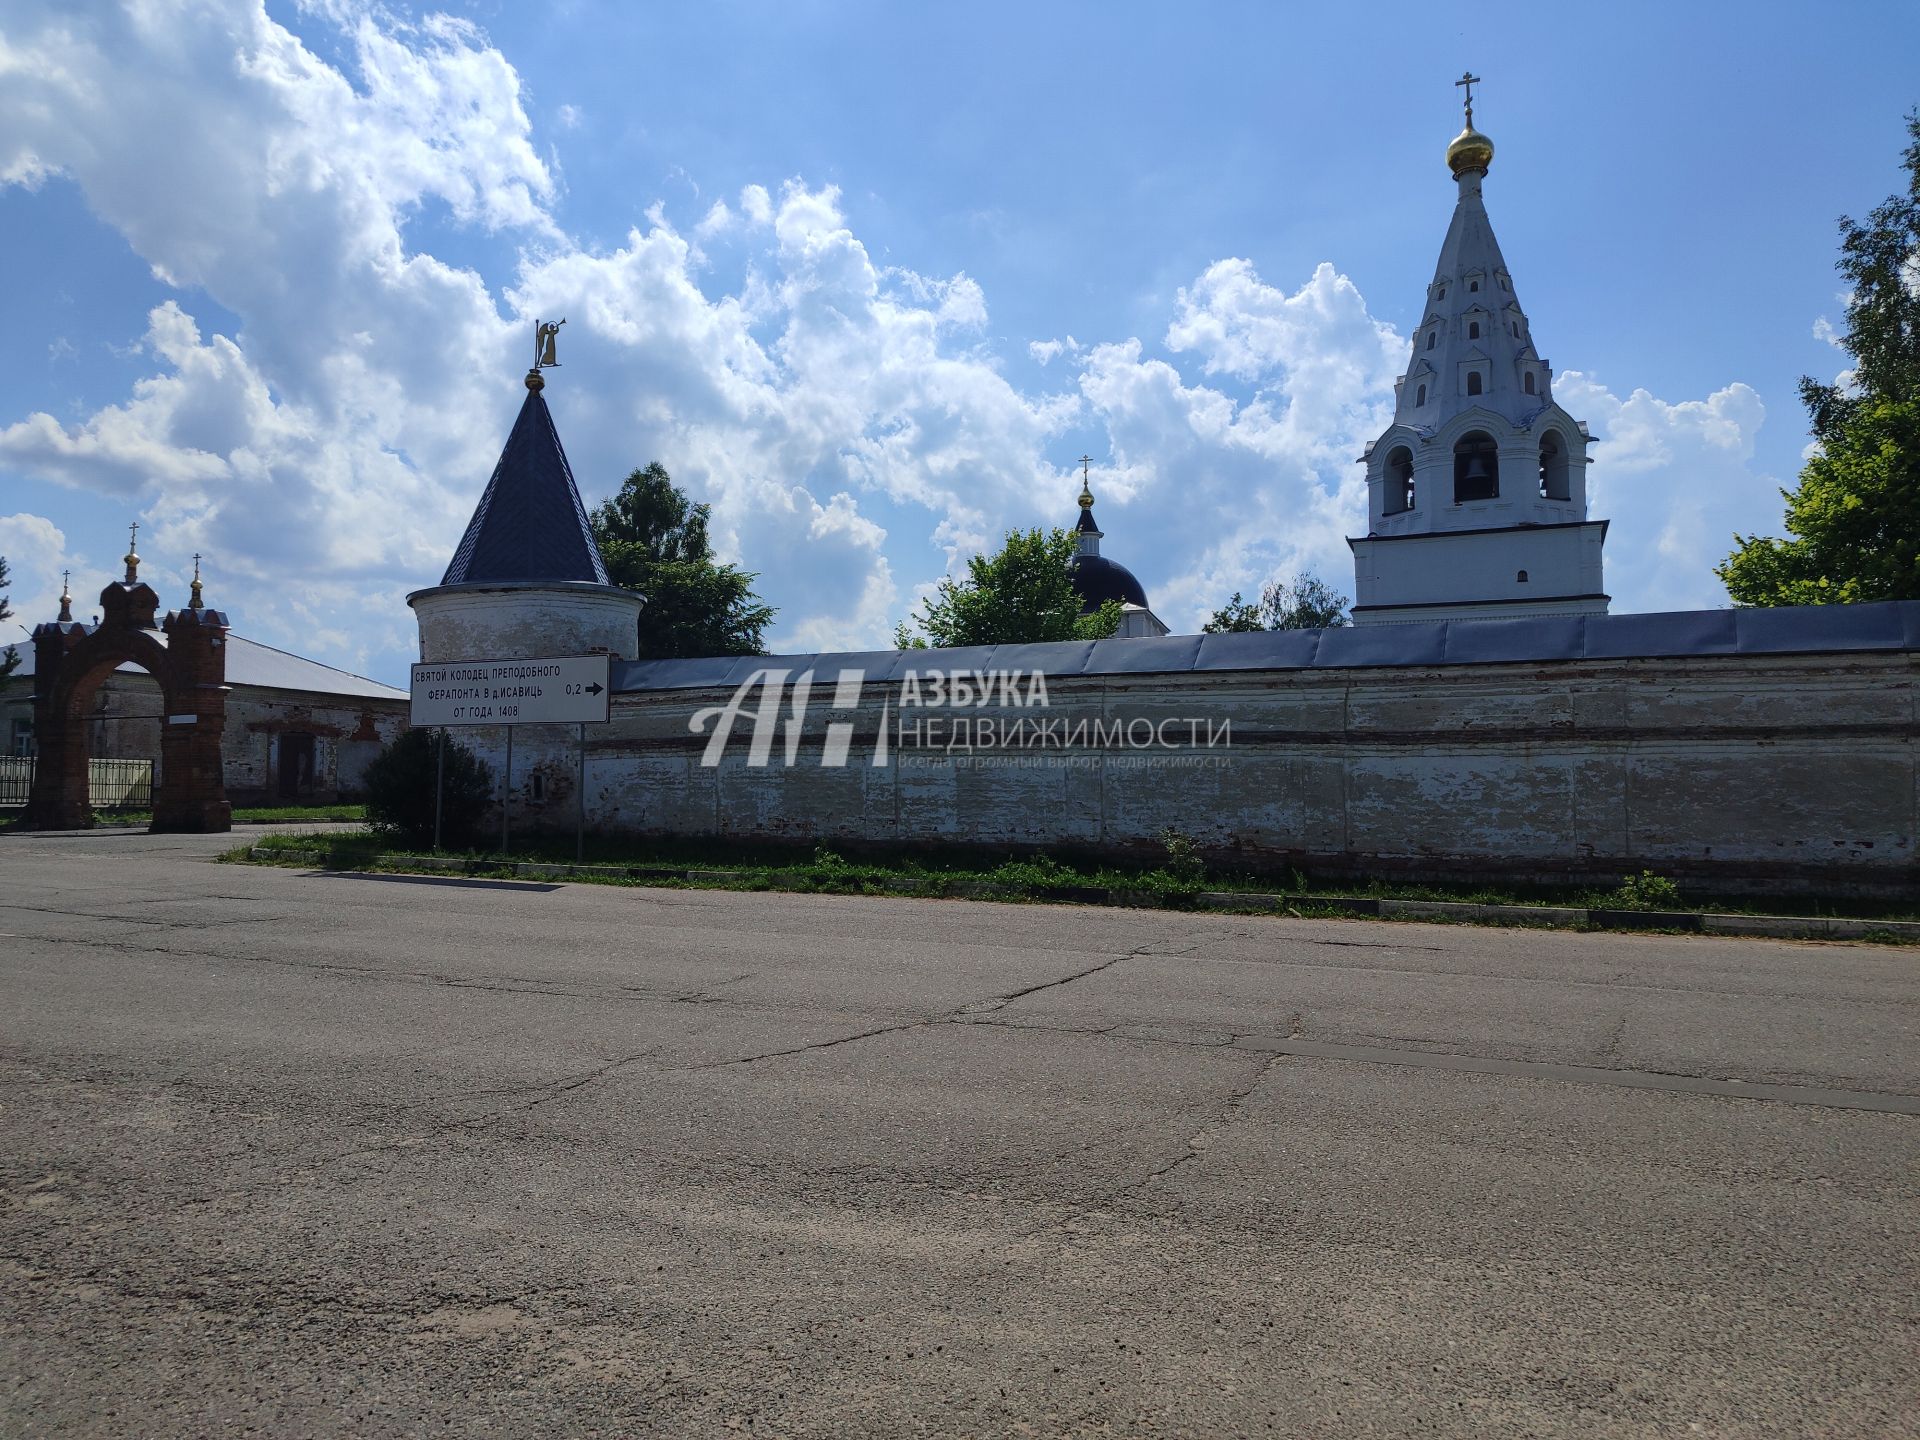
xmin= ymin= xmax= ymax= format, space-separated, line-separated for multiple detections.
xmin=1447 ymin=124 xmax=1494 ymax=178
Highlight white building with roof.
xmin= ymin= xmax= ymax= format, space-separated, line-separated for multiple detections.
xmin=1349 ymin=81 xmax=1609 ymax=624
xmin=2 ymin=573 xmax=408 ymax=805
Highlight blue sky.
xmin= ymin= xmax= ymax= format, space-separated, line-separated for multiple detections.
xmin=2 ymin=0 xmax=1915 ymax=684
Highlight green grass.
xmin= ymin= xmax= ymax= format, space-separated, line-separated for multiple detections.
xmin=230 ymin=803 xmax=366 ymax=824
xmin=231 ymin=831 xmax=1214 ymax=905
xmin=106 ymin=802 xmax=365 ymax=827
xmin=1 ymin=803 xmax=365 ymax=831
xmin=225 ymin=828 xmax=1920 ymax=927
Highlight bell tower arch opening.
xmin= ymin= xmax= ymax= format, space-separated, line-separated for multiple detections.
xmin=1539 ymin=430 xmax=1572 ymax=500
xmin=1453 ymin=431 xmax=1500 ymax=503
xmin=1382 ymin=445 xmax=1416 ymax=515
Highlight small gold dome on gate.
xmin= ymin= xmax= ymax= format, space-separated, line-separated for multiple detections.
xmin=1447 ymin=124 xmax=1495 ymax=178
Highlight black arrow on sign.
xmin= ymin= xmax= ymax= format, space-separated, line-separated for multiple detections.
xmin=585 ymin=682 xmax=604 ymax=695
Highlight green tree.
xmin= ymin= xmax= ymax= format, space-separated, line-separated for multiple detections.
xmin=1263 ymin=573 xmax=1351 ymax=630
xmin=1202 ymin=591 xmax=1265 ymax=634
xmin=0 ymin=556 xmax=19 ymax=679
xmin=363 ymin=729 xmax=495 ymax=849
xmin=1203 ymin=571 xmax=1351 ymax=632
xmin=1719 ymin=111 xmax=1920 ymax=605
xmin=899 ymin=527 xmax=1122 ymax=648
xmin=589 ymin=462 xmax=776 ymax=659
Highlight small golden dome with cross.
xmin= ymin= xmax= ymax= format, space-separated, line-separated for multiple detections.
xmin=1447 ymin=125 xmax=1494 ymax=178
xmin=1446 ymin=70 xmax=1494 ymax=178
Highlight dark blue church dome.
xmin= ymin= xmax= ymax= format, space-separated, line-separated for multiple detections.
xmin=1068 ymin=552 xmax=1149 ymax=611
xmin=1065 ymin=469 xmax=1149 ymax=613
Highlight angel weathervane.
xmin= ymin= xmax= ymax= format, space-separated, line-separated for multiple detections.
xmin=526 ymin=318 xmax=566 ymax=391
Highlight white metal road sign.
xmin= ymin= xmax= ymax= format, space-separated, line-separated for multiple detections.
xmin=410 ymin=654 xmax=611 ymax=726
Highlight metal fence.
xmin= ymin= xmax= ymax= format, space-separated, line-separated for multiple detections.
xmin=0 ymin=757 xmax=28 ymax=808
xmin=0 ymin=757 xmax=154 ymax=810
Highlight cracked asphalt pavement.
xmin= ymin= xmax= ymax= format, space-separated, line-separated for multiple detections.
xmin=2 ymin=829 xmax=1917 ymax=1437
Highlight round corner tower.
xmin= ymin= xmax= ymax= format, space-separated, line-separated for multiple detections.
xmin=409 ymin=367 xmax=644 ymax=664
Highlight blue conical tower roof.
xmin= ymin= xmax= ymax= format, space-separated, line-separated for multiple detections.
xmin=440 ymin=383 xmax=611 ymax=586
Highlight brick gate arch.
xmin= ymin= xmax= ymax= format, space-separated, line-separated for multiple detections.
xmin=24 ymin=570 xmax=232 ymax=833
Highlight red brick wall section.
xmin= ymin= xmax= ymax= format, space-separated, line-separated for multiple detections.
xmin=155 ymin=603 xmax=233 ymax=832
xmin=23 ymin=580 xmax=233 ymax=834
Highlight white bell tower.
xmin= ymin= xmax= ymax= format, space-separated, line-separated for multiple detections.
xmin=1348 ymin=76 xmax=1609 ymax=624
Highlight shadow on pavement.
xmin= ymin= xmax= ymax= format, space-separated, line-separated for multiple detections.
xmin=311 ymin=870 xmax=562 ymax=894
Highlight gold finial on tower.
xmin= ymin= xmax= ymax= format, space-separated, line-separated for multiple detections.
xmin=527 ymin=317 xmax=566 ymax=391
xmin=190 ymin=552 xmax=204 ymax=609
xmin=1077 ymin=454 xmax=1095 ymax=509
xmin=123 ymin=521 xmax=140 ymax=584
xmin=58 ymin=569 xmax=72 ymax=623
xmin=1447 ymin=71 xmax=1494 ymax=178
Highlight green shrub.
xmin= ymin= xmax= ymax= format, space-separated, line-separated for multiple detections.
xmin=1159 ymin=828 xmax=1206 ymax=886
xmin=988 ymin=854 xmax=1080 ymax=895
xmin=1110 ymin=868 xmax=1201 ymax=908
xmin=1606 ymin=870 xmax=1682 ymax=911
xmin=363 ymin=729 xmax=494 ymax=850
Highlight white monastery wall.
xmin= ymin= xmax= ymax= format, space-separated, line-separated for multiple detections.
xmin=454 ymin=650 xmax=1918 ymax=895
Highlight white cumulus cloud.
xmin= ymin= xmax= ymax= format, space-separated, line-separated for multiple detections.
xmin=1557 ymin=374 xmax=1775 ymax=613
xmin=0 ymin=0 xmax=1790 ymax=680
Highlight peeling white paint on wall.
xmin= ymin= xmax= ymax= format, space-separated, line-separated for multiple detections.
xmin=441 ymin=652 xmax=1917 ymax=894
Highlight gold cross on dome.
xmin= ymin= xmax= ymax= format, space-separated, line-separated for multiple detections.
xmin=1455 ymin=71 xmax=1482 ymax=127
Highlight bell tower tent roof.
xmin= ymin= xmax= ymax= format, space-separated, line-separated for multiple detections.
xmin=439 ymin=376 xmax=611 ymax=587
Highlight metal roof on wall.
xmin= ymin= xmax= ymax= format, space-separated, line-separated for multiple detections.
xmin=612 ymin=601 xmax=1920 ymax=694
xmin=3 ymin=634 xmax=406 ymax=701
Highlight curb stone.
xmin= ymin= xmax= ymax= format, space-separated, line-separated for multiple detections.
xmin=242 ymin=848 xmax=1920 ymax=944
xmin=1378 ymin=898 xmax=1588 ymax=926
xmin=1586 ymin=907 xmax=1705 ymax=932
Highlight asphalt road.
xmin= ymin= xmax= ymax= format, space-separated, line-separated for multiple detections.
xmin=2 ymin=828 xmax=1916 ymax=1438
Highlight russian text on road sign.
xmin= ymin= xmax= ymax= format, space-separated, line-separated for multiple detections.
xmin=410 ymin=654 xmax=611 ymax=726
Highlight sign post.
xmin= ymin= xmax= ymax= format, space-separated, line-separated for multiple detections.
xmin=501 ymin=726 xmax=513 ymax=856
xmin=407 ymin=655 xmax=613 ymax=857
xmin=433 ymin=727 xmax=445 ymax=853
